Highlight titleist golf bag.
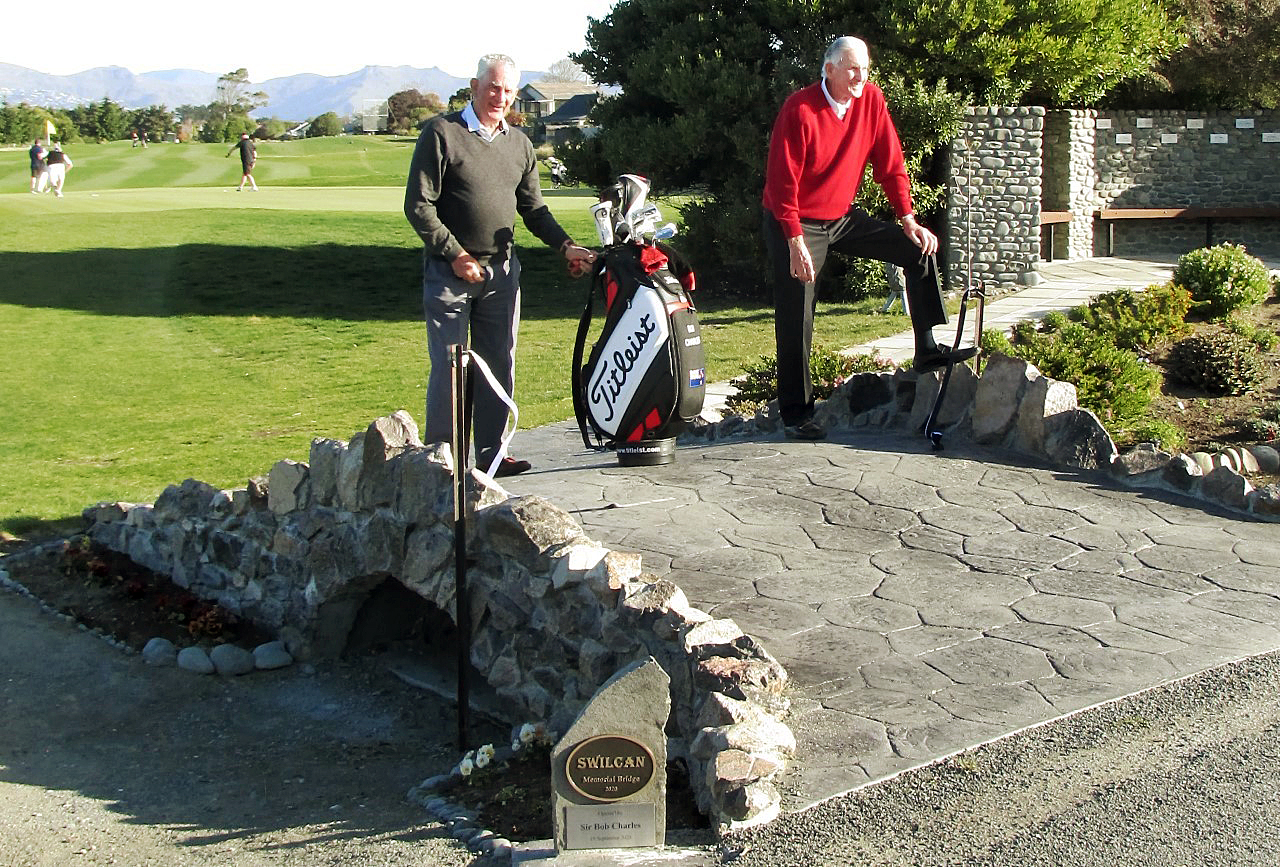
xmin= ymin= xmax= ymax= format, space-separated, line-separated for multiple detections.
xmin=572 ymin=175 xmax=706 ymax=464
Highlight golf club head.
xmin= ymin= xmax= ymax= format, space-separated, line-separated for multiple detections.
xmin=617 ymin=174 xmax=650 ymax=225
xmin=654 ymin=222 xmax=678 ymax=241
xmin=589 ymin=201 xmax=615 ymax=246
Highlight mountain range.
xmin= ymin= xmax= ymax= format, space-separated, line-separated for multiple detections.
xmin=0 ymin=63 xmax=545 ymax=121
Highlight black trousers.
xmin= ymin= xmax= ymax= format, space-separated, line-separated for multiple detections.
xmin=762 ymin=207 xmax=947 ymax=425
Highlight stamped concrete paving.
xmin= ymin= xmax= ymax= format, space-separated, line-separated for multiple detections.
xmin=501 ymin=423 xmax=1280 ymax=811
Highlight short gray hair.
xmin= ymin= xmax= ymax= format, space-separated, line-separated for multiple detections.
xmin=476 ymin=53 xmax=518 ymax=82
xmin=823 ymin=36 xmax=868 ymax=70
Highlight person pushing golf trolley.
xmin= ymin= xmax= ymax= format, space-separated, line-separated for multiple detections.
xmin=572 ymin=173 xmax=707 ymax=466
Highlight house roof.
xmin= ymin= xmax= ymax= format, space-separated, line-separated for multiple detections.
xmin=541 ymin=93 xmax=598 ymax=125
xmin=519 ymin=80 xmax=600 ymax=102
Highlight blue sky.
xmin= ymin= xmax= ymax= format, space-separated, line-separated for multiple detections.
xmin=8 ymin=0 xmax=618 ymax=81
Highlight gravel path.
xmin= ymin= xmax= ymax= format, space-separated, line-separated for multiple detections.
xmin=720 ymin=651 xmax=1280 ymax=866
xmin=0 ymin=588 xmax=498 ymax=867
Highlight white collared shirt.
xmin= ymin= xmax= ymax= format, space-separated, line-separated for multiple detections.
xmin=820 ymin=78 xmax=850 ymax=120
xmin=461 ymin=101 xmax=508 ymax=142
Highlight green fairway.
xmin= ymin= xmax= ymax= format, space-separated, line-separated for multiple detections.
xmin=3 ymin=136 xmax=423 ymax=192
xmin=0 ymin=142 xmax=906 ymax=536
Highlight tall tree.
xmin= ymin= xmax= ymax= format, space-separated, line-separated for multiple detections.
xmin=387 ymin=89 xmax=445 ymax=135
xmin=214 ymin=68 xmax=269 ymax=117
xmin=545 ymin=58 xmax=591 ymax=82
xmin=129 ymin=105 xmax=176 ymax=141
xmin=1109 ymin=0 xmax=1280 ymax=108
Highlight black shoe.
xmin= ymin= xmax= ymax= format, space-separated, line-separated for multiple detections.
xmin=783 ymin=419 xmax=827 ymax=440
xmin=912 ymin=343 xmax=978 ymax=373
xmin=493 ymin=457 xmax=532 ymax=477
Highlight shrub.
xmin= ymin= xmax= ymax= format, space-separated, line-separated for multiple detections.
xmin=980 ymin=328 xmax=1015 ymax=356
xmin=1171 ymin=244 xmax=1271 ymax=319
xmin=1068 ymin=283 xmax=1192 ymax=351
xmin=726 ymin=346 xmax=895 ymax=415
xmin=1114 ymin=418 xmax=1188 ymax=452
xmin=1166 ymin=330 xmax=1268 ymax=395
xmin=1224 ymin=315 xmax=1278 ymax=352
xmin=997 ymin=317 xmax=1160 ymax=429
xmin=1240 ymin=416 xmax=1280 ymax=442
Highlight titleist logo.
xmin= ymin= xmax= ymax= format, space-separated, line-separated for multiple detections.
xmin=589 ymin=313 xmax=658 ymax=423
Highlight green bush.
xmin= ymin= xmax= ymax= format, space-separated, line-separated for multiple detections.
xmin=1224 ymin=315 xmax=1278 ymax=352
xmin=1171 ymin=244 xmax=1271 ymax=319
xmin=979 ymin=328 xmax=1015 ymax=356
xmin=726 ymin=346 xmax=896 ymax=415
xmin=996 ymin=317 xmax=1160 ymax=428
xmin=1068 ymin=283 xmax=1192 ymax=351
xmin=1239 ymin=400 xmax=1280 ymax=442
xmin=1114 ymin=418 xmax=1188 ymax=452
xmin=1166 ymin=330 xmax=1268 ymax=395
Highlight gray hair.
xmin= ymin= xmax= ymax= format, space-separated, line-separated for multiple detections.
xmin=823 ymin=36 xmax=868 ymax=70
xmin=475 ymin=53 xmax=518 ymax=82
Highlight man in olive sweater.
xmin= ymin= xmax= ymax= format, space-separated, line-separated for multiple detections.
xmin=405 ymin=53 xmax=595 ymax=477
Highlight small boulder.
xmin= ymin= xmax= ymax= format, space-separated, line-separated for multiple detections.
xmin=210 ymin=643 xmax=256 ymax=676
xmin=141 ymin=637 xmax=178 ymax=666
xmin=177 ymin=645 xmax=215 ymax=674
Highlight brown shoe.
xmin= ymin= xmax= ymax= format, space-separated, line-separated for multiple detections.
xmin=493 ymin=457 xmax=532 ymax=477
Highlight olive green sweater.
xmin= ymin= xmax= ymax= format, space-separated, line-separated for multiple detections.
xmin=404 ymin=111 xmax=570 ymax=264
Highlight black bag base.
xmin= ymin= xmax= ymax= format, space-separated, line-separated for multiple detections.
xmin=615 ymin=437 xmax=676 ymax=466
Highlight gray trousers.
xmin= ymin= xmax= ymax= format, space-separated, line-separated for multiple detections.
xmin=422 ymin=254 xmax=521 ymax=470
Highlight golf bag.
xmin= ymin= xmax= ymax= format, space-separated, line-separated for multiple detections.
xmin=571 ymin=237 xmax=705 ymax=459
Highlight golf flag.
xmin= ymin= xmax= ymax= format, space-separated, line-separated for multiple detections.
xmin=45 ymin=119 xmax=56 ymax=138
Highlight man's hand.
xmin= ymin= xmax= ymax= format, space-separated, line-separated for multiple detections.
xmin=788 ymin=235 xmax=816 ymax=284
xmin=901 ymin=214 xmax=938 ymax=256
xmin=451 ymin=251 xmax=486 ymax=283
xmin=563 ymin=242 xmax=597 ymax=278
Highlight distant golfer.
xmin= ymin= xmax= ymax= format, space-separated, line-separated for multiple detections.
xmin=45 ymin=143 xmax=73 ymax=197
xmin=226 ymin=133 xmax=258 ymax=191
xmin=29 ymin=138 xmax=48 ymax=193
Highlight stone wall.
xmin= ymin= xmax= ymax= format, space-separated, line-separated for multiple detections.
xmin=82 ymin=411 xmax=794 ymax=833
xmin=944 ymin=106 xmax=1045 ymax=293
xmin=1042 ymin=109 xmax=1099 ymax=261
xmin=1091 ymin=109 xmax=1280 ymax=256
xmin=945 ymin=107 xmax=1280 ymax=283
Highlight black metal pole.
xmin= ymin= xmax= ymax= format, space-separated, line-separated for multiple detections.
xmin=449 ymin=344 xmax=471 ymax=750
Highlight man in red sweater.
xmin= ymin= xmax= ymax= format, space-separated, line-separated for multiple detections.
xmin=762 ymin=36 xmax=971 ymax=440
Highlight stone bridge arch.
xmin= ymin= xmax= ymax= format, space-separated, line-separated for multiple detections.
xmin=84 ymin=412 xmax=794 ymax=831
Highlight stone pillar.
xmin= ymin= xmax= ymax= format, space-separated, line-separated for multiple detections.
xmin=946 ymin=106 xmax=1045 ymax=293
xmin=1042 ymin=109 xmax=1097 ymax=261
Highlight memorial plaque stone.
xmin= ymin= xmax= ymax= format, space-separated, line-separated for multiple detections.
xmin=551 ymin=658 xmax=670 ymax=851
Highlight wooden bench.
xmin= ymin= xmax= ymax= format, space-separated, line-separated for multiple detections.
xmin=1039 ymin=210 xmax=1073 ymax=261
xmin=1096 ymin=206 xmax=1280 ymax=255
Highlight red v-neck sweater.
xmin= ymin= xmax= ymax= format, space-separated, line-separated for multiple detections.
xmin=762 ymin=81 xmax=914 ymax=239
